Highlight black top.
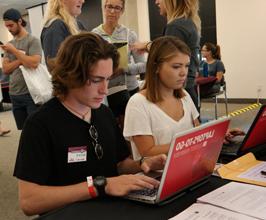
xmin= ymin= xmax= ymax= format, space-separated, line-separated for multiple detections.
xmin=13 ymin=97 xmax=130 ymax=186
xmin=164 ymin=18 xmax=200 ymax=88
xmin=41 ymin=19 xmax=86 ymax=64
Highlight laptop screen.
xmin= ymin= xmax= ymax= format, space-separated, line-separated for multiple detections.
xmin=241 ymin=105 xmax=266 ymax=151
xmin=158 ymin=118 xmax=230 ymax=201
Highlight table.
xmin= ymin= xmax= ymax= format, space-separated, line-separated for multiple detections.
xmin=36 ymin=177 xmax=229 ymax=220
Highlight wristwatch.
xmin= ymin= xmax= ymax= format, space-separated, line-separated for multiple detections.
xmin=93 ymin=176 xmax=107 ymax=197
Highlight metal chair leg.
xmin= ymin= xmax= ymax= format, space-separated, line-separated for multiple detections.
xmin=224 ymin=90 xmax=228 ymax=116
xmin=197 ymin=84 xmax=201 ymax=109
xmin=215 ymin=95 xmax=218 ymax=119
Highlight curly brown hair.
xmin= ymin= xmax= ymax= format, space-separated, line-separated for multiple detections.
xmin=48 ymin=32 xmax=119 ymax=99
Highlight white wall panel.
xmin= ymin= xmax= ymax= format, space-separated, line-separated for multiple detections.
xmin=216 ymin=0 xmax=266 ymax=99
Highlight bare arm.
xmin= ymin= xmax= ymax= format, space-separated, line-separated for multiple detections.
xmin=132 ymin=135 xmax=170 ymax=157
xmin=2 ymin=57 xmax=21 ymax=75
xmin=130 ymin=41 xmax=150 ymax=54
xmin=13 ymin=52 xmax=41 ymax=69
xmin=18 ymin=180 xmax=90 ymax=216
xmin=117 ymin=157 xmax=142 ymax=174
xmin=19 ymin=176 xmax=158 ymax=216
xmin=216 ymin=71 xmax=224 ymax=82
xmin=19 ymin=154 xmax=165 ymax=216
xmin=1 ymin=43 xmax=41 ymax=69
xmin=193 ymin=118 xmax=201 ymax=127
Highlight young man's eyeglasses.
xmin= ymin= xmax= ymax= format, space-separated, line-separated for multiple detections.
xmin=89 ymin=125 xmax=103 ymax=160
xmin=105 ymin=4 xmax=123 ymax=12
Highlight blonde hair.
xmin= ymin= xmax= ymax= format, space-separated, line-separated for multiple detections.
xmin=164 ymin=0 xmax=201 ymax=34
xmin=43 ymin=0 xmax=79 ymax=35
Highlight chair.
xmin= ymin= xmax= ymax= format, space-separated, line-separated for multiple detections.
xmin=196 ymin=77 xmax=228 ymax=119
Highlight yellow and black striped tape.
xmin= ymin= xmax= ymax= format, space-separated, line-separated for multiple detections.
xmin=228 ymin=103 xmax=262 ymax=117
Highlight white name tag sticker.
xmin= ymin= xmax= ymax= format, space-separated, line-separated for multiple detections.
xmin=68 ymin=146 xmax=87 ymax=163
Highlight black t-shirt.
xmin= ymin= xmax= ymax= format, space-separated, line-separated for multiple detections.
xmin=13 ymin=98 xmax=130 ymax=186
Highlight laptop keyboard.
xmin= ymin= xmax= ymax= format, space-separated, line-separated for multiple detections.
xmin=130 ymin=188 xmax=158 ymax=197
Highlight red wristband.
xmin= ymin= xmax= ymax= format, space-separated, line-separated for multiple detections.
xmin=87 ymin=176 xmax=97 ymax=198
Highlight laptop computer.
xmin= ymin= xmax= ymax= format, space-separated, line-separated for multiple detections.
xmin=221 ymin=104 xmax=266 ymax=156
xmin=126 ymin=117 xmax=230 ymax=204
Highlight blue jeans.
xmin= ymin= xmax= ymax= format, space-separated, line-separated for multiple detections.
xmin=10 ymin=94 xmax=39 ymax=130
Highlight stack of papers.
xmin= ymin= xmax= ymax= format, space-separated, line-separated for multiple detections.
xmin=169 ymin=203 xmax=257 ymax=220
xmin=170 ymin=182 xmax=266 ymax=220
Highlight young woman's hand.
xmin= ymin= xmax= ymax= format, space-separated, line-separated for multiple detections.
xmin=224 ymin=128 xmax=245 ymax=144
xmin=140 ymin=154 xmax=167 ymax=173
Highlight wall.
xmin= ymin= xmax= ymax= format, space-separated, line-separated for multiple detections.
xmin=216 ymin=0 xmax=266 ymax=99
xmin=27 ymin=3 xmax=46 ymax=39
xmin=136 ymin=0 xmax=150 ymax=41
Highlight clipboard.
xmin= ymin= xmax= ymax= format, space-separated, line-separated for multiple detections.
xmin=113 ymin=42 xmax=127 ymax=49
xmin=113 ymin=41 xmax=128 ymax=70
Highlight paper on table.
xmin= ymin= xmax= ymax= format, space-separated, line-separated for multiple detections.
xmin=197 ymin=182 xmax=266 ymax=220
xmin=218 ymin=153 xmax=266 ymax=186
xmin=238 ymin=162 xmax=266 ymax=182
xmin=169 ymin=203 xmax=257 ymax=220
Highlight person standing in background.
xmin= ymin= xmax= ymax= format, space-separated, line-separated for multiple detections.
xmin=92 ymin=0 xmax=146 ymax=128
xmin=1 ymin=8 xmax=42 ymax=130
xmin=41 ymin=0 xmax=86 ymax=65
xmin=132 ymin=0 xmax=201 ymax=111
xmin=199 ymin=42 xmax=225 ymax=97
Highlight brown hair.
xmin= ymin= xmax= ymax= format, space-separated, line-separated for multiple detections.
xmin=204 ymin=42 xmax=222 ymax=60
xmin=143 ymin=36 xmax=191 ymax=103
xmin=49 ymin=32 xmax=119 ymax=99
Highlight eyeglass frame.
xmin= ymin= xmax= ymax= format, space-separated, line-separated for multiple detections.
xmin=104 ymin=4 xmax=123 ymax=13
xmin=89 ymin=124 xmax=104 ymax=160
